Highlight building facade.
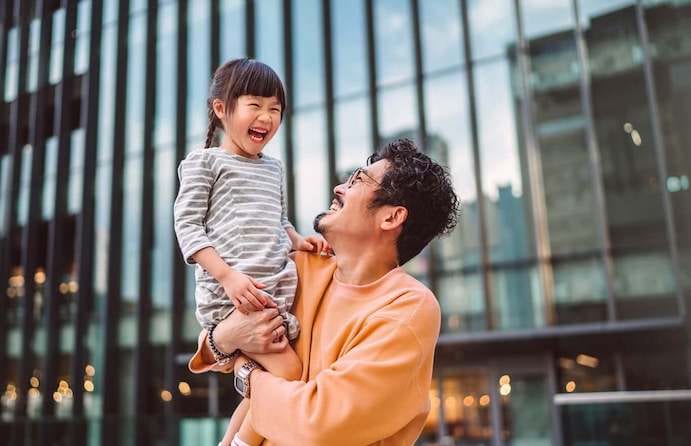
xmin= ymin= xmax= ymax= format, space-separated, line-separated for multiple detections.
xmin=1 ymin=0 xmax=690 ymax=445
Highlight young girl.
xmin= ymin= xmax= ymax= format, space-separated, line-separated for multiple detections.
xmin=174 ymin=58 xmax=328 ymax=446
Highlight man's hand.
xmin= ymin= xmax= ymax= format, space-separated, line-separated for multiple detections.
xmin=215 ymin=308 xmax=289 ymax=355
xmin=220 ymin=269 xmax=274 ymax=314
xmin=294 ymin=234 xmax=332 ymax=255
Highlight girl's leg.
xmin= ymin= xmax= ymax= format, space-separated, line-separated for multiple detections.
xmin=234 ymin=346 xmax=303 ymax=445
xmin=218 ymin=398 xmax=250 ymax=446
xmin=236 ymin=408 xmax=263 ymax=445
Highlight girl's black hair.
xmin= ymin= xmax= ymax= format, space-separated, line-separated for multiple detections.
xmin=205 ymin=58 xmax=286 ymax=148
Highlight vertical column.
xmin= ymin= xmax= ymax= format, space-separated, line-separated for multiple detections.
xmin=71 ymin=0 xmax=104 ymax=439
xmin=460 ymin=0 xmax=494 ymax=330
xmin=133 ymin=1 xmax=157 ymax=445
xmin=571 ymin=0 xmax=617 ymax=321
xmin=167 ymin=1 xmax=187 ymax=444
xmin=634 ymin=0 xmax=685 ymax=318
xmin=11 ymin=0 xmax=34 ymax=421
xmin=364 ymin=0 xmax=379 ymax=152
xmin=512 ymin=0 xmax=556 ymax=326
xmin=245 ymin=0 xmax=255 ymax=59
xmin=0 ymin=0 xmax=12 ymax=404
xmin=321 ymin=0 xmax=337 ymax=190
xmin=282 ymin=0 xmax=295 ymax=222
xmin=210 ymin=0 xmax=219 ymax=71
xmin=101 ymin=0 xmax=129 ymax=443
xmin=42 ymin=0 xmax=78 ymax=424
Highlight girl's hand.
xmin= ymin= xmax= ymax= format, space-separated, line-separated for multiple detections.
xmin=220 ymin=269 xmax=275 ymax=314
xmin=296 ymin=234 xmax=333 ymax=255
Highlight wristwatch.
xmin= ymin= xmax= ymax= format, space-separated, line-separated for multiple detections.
xmin=207 ymin=324 xmax=238 ymax=366
xmin=234 ymin=360 xmax=262 ymax=398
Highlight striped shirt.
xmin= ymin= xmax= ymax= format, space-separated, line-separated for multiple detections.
xmin=173 ymin=147 xmax=299 ymax=338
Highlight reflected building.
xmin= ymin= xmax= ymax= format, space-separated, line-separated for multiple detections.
xmin=1 ymin=1 xmax=691 ymax=445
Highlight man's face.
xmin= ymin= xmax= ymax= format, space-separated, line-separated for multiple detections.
xmin=314 ymin=159 xmax=390 ymax=239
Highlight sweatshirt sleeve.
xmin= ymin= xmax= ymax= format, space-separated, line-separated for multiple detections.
xmin=250 ymin=302 xmax=439 ymax=445
xmin=173 ymin=149 xmax=216 ymax=265
xmin=278 ymin=161 xmax=295 ymax=232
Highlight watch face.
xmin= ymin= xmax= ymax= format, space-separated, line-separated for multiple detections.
xmin=234 ymin=375 xmax=246 ymax=395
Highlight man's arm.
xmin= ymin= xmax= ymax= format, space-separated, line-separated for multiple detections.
xmin=188 ymin=309 xmax=289 ymax=373
xmin=243 ymin=306 xmax=439 ymax=445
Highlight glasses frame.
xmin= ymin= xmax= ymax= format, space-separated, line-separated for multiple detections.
xmin=345 ymin=167 xmax=382 ymax=189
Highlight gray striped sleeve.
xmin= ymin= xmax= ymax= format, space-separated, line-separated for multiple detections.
xmin=277 ymin=160 xmax=295 ymax=232
xmin=173 ymin=149 xmax=216 ymax=265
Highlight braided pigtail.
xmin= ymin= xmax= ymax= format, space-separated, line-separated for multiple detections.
xmin=204 ymin=107 xmax=217 ymax=148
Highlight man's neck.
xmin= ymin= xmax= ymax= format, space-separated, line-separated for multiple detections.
xmin=333 ymin=246 xmax=399 ymax=286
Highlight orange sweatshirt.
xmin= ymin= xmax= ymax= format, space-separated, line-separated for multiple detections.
xmin=191 ymin=251 xmax=441 ymax=445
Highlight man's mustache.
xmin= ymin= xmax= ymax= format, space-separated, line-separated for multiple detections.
xmin=313 ymin=195 xmax=342 ymax=234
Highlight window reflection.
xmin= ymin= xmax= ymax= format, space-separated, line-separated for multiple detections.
xmin=0 ymin=155 xmax=12 ymax=237
xmin=467 ymin=0 xmax=517 ymax=61
xmin=27 ymin=18 xmax=41 ymax=92
xmin=74 ymin=0 xmax=92 ymax=75
xmin=154 ymin=2 xmax=178 ymax=147
xmin=375 ymin=0 xmax=414 ymax=86
xmin=474 ymin=60 xmax=534 ymax=262
xmin=500 ymin=373 xmax=552 ymax=445
xmin=378 ymin=84 xmax=418 ymax=142
xmin=17 ymin=145 xmax=33 ymax=226
xmin=98 ymin=24 xmax=118 ymax=163
xmin=439 ymin=273 xmax=485 ymax=332
xmin=186 ymin=0 xmax=211 ymax=138
xmin=579 ymin=0 xmax=677 ymax=319
xmin=68 ymin=129 xmax=85 ymax=214
xmin=221 ymin=0 xmax=245 ymax=60
xmin=521 ymin=0 xmax=574 ymax=40
xmin=643 ymin=0 xmax=691 ymax=295
xmin=293 ymin=110 xmax=328 ymax=233
xmin=553 ymin=259 xmax=607 ymax=323
xmin=424 ymin=73 xmax=479 ymax=271
xmin=293 ymin=0 xmax=324 ymax=108
xmin=5 ymin=27 xmax=18 ymax=101
xmin=332 ymin=0 xmax=367 ymax=98
xmin=335 ymin=97 xmax=372 ymax=178
xmin=492 ymin=267 xmax=543 ymax=330
xmin=420 ymin=0 xmax=463 ymax=74
xmin=521 ymin=0 xmax=608 ymax=324
xmin=50 ymin=8 xmax=65 ymax=85
xmin=152 ymin=2 xmax=178 ymax=313
xmin=256 ymin=0 xmax=284 ymax=79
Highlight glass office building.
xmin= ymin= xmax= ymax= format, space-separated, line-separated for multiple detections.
xmin=1 ymin=0 xmax=690 ymax=444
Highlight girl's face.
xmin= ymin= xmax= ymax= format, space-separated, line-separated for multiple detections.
xmin=215 ymin=95 xmax=282 ymax=158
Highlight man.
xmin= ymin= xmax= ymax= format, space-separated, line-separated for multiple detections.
xmin=190 ymin=138 xmax=459 ymax=445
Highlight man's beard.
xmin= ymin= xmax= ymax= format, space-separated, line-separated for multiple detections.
xmin=313 ymin=212 xmax=328 ymax=234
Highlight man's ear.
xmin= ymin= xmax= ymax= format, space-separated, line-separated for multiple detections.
xmin=212 ymin=99 xmax=226 ymax=121
xmin=380 ymin=206 xmax=408 ymax=232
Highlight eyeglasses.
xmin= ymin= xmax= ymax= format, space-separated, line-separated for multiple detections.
xmin=345 ymin=168 xmax=382 ymax=189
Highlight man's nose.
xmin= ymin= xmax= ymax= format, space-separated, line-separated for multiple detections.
xmin=333 ymin=182 xmax=346 ymax=196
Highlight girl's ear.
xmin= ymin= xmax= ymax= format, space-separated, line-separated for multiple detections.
xmin=212 ymin=99 xmax=226 ymax=121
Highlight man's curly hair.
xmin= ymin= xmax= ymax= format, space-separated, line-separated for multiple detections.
xmin=368 ymin=138 xmax=460 ymax=265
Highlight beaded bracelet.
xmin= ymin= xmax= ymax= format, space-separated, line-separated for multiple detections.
xmin=207 ymin=324 xmax=238 ymax=366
